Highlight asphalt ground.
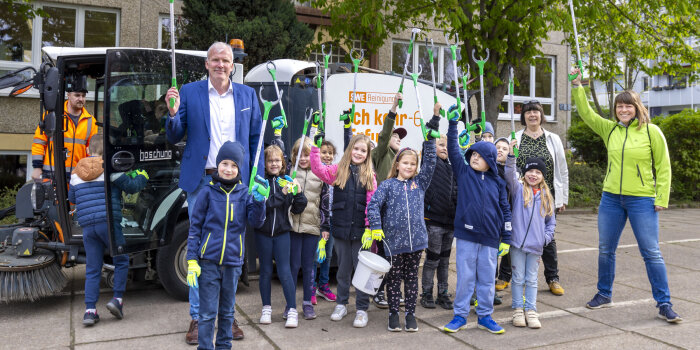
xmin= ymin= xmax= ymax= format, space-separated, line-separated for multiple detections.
xmin=2 ymin=208 xmax=699 ymax=349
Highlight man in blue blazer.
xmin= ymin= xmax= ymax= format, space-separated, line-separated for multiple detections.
xmin=166 ymin=41 xmax=262 ymax=344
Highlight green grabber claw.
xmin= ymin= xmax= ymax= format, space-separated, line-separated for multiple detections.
xmin=471 ymin=48 xmax=490 ymax=134
xmin=314 ymin=61 xmax=324 ymax=132
xmin=427 ymin=38 xmax=439 ymax=106
xmin=444 ymin=32 xmax=463 ymax=118
xmin=508 ymin=66 xmax=519 ymax=157
xmin=567 ymin=0 xmax=584 ymax=82
xmin=250 ymin=85 xmax=281 ymax=193
xmin=407 ymin=64 xmax=438 ymax=140
xmin=397 ymin=28 xmax=421 ymax=109
xmin=266 ymin=61 xmax=288 ymax=128
xmin=349 ymin=48 xmax=364 ymax=125
xmin=568 ymin=60 xmax=584 ymax=81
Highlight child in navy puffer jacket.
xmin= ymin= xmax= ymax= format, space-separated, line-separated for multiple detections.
xmin=367 ymin=137 xmax=436 ymax=332
xmin=442 ymin=111 xmax=512 ymax=335
xmin=505 ymin=140 xmax=556 ymax=329
xmin=186 ymin=141 xmax=267 ymax=349
xmin=68 ymin=133 xmax=148 ymax=327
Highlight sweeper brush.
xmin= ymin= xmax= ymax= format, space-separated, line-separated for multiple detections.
xmin=0 ymin=248 xmax=67 ymax=303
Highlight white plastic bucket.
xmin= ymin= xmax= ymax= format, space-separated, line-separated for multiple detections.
xmin=352 ymin=250 xmax=391 ymax=295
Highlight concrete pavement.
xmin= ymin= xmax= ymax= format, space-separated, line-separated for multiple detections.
xmin=2 ymin=209 xmax=699 ymax=349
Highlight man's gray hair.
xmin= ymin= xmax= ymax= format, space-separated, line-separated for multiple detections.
xmin=207 ymin=42 xmax=233 ymax=60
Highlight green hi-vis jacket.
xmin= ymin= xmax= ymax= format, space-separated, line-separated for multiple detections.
xmin=572 ymin=86 xmax=671 ymax=207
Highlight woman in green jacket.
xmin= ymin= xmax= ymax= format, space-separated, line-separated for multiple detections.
xmin=571 ymin=68 xmax=681 ymax=323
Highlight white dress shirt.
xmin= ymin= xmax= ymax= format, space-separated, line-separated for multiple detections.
xmin=206 ymin=78 xmax=236 ymax=169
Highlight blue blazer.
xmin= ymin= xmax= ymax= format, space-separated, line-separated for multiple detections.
xmin=166 ymin=80 xmax=264 ymax=193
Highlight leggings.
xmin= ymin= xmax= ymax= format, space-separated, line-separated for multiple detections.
xmin=386 ymin=250 xmax=422 ymax=314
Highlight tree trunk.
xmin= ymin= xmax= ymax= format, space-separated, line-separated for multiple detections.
xmin=483 ymin=68 xmax=510 ymax=136
xmin=607 ymin=78 xmax=615 ymax=119
xmin=590 ymin=79 xmax=605 ymax=116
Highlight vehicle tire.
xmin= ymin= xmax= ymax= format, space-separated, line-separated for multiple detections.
xmin=157 ymin=220 xmax=189 ymax=301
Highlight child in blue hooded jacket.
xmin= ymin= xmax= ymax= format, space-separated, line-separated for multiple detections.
xmin=505 ymin=140 xmax=556 ymax=329
xmin=186 ymin=141 xmax=267 ymax=350
xmin=443 ymin=108 xmax=512 ymax=335
xmin=367 ymin=125 xmax=437 ymax=332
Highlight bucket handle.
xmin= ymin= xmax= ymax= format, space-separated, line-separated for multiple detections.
xmin=359 ymin=239 xmax=393 ymax=268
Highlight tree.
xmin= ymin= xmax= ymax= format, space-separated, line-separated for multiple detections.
xmin=573 ymin=0 xmax=700 ymax=118
xmin=311 ymin=0 xmax=700 ymax=132
xmin=178 ymin=0 xmax=314 ymax=71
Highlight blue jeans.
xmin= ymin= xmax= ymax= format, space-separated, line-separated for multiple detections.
xmin=83 ymin=222 xmax=129 ymax=309
xmin=198 ymin=260 xmax=241 ymax=350
xmin=597 ymin=192 xmax=671 ymax=306
xmin=187 ymin=174 xmax=212 ymax=321
xmin=255 ymin=232 xmax=296 ymax=309
xmin=510 ymin=247 xmax=540 ymax=311
xmin=453 ymin=239 xmax=497 ymax=318
xmin=315 ymin=234 xmax=334 ymax=286
xmin=290 ymin=232 xmax=317 ymax=302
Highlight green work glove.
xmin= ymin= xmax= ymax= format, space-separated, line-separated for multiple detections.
xmin=272 ymin=116 xmax=285 ymax=136
xmin=361 ymin=228 xmax=373 ymax=249
xmin=498 ymin=242 xmax=510 ymax=257
xmin=187 ymin=260 xmax=201 ymax=289
xmin=314 ymin=132 xmax=324 ymax=148
xmin=316 ymin=238 xmax=327 ymax=263
xmin=459 ymin=130 xmax=470 ymax=149
xmin=339 ymin=108 xmax=353 ymax=128
xmin=276 ymin=175 xmax=298 ymax=195
xmin=371 ymin=229 xmax=384 ymax=241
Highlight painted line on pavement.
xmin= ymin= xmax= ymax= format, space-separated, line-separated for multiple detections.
xmin=558 ymin=238 xmax=700 ymax=254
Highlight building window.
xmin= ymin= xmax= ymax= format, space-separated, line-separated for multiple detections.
xmin=0 ymin=151 xmax=31 ymax=189
xmin=157 ymin=15 xmax=188 ymax=50
xmin=308 ymin=40 xmax=361 ymax=64
xmin=0 ymin=2 xmax=119 ymax=87
xmin=391 ymin=40 xmax=464 ymax=86
xmin=499 ymin=56 xmax=556 ymax=121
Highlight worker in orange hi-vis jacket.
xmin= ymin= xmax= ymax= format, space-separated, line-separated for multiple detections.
xmin=31 ymin=77 xmax=98 ymax=181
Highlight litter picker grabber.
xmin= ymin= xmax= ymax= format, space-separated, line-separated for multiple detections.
xmin=168 ymin=0 xmax=177 ymax=108
xmin=509 ymin=66 xmax=519 ymax=157
xmin=460 ymin=65 xmax=471 ymax=126
xmin=266 ymin=61 xmax=288 ymax=128
xmin=250 ymin=85 xmax=281 ymax=195
xmin=397 ymin=28 xmax=421 ymax=108
xmin=445 ymin=33 xmax=463 ymax=116
xmin=408 ymin=65 xmax=439 ymax=141
xmin=427 ymin=38 xmax=438 ymax=104
xmin=471 ymin=48 xmax=490 ymax=133
xmin=292 ymin=107 xmax=315 ymax=179
xmin=314 ymin=61 xmax=324 ymax=132
xmin=348 ymin=48 xmax=364 ymax=125
xmin=568 ymin=0 xmax=584 ymax=81
xmin=321 ymin=44 xmax=332 ymax=130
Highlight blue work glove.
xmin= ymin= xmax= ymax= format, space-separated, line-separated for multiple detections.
xmin=252 ymin=175 xmax=269 ymax=201
xmin=316 ymin=238 xmax=327 ymax=263
xmin=187 ymin=260 xmax=200 ymax=288
xmin=447 ymin=104 xmax=461 ymax=122
xmin=459 ymin=130 xmax=470 ymax=149
xmin=498 ymin=242 xmax=510 ymax=257
xmin=272 ymin=116 xmax=285 ymax=136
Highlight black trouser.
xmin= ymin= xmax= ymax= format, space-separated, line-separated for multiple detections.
xmin=386 ymin=250 xmax=422 ymax=314
xmin=497 ymin=251 xmax=512 ymax=282
xmin=542 ymin=239 xmax=559 ymax=283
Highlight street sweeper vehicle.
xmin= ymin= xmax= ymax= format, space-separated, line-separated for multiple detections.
xmin=0 ymin=46 xmax=248 ymax=303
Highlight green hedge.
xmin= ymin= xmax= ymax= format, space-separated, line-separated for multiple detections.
xmin=567 ymin=107 xmax=700 ymax=204
xmin=0 ymin=184 xmax=19 ymax=224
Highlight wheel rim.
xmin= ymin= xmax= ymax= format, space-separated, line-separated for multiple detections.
xmin=175 ymin=239 xmax=188 ymax=285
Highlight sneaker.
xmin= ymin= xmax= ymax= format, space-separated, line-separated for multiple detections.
xmin=106 ymin=298 xmax=123 ymax=319
xmin=512 ymin=308 xmax=526 ymax=327
xmin=303 ymin=304 xmax=317 ymax=320
xmin=405 ymin=313 xmax=418 ymax=332
xmin=437 ymin=291 xmax=453 ymax=310
xmin=82 ymin=311 xmax=100 ymax=327
xmin=388 ymin=312 xmax=401 ymax=332
xmin=282 ymin=307 xmax=289 ymax=319
xmin=353 ymin=310 xmax=368 ymax=328
xmin=420 ymin=292 xmax=436 ymax=309
xmin=443 ymin=315 xmax=467 ymax=333
xmin=493 ymin=293 xmax=503 ymax=306
xmin=330 ymin=304 xmax=347 ymax=321
xmin=526 ymin=310 xmax=541 ymax=329
xmin=373 ymin=291 xmax=389 ymax=309
xmin=495 ymin=279 xmax=510 ymax=291
xmin=311 ymin=287 xmax=318 ymax=305
xmin=285 ymin=308 xmax=298 ymax=328
xmin=585 ymin=293 xmax=613 ymax=309
xmin=477 ymin=315 xmax=505 ymax=334
xmin=260 ymin=306 xmax=272 ymax=324
xmin=548 ymin=281 xmax=565 ymax=296
xmin=657 ymin=304 xmax=682 ymax=323
xmin=317 ymin=283 xmax=337 ymax=302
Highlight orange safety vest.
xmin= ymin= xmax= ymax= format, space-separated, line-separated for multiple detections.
xmin=31 ymin=101 xmax=98 ymax=174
